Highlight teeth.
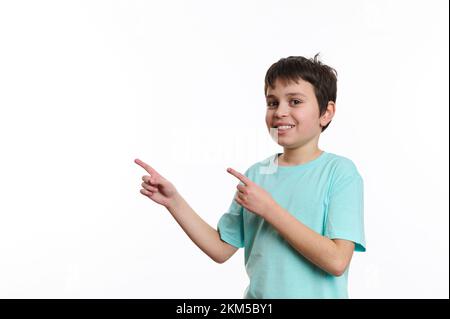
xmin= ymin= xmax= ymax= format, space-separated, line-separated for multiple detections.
xmin=278 ymin=125 xmax=294 ymax=129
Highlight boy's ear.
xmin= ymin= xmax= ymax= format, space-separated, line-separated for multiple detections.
xmin=320 ymin=101 xmax=336 ymax=127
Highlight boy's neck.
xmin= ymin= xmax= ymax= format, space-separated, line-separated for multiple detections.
xmin=278 ymin=145 xmax=324 ymax=166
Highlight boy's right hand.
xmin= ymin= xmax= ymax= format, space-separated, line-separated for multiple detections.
xmin=135 ymin=158 xmax=179 ymax=208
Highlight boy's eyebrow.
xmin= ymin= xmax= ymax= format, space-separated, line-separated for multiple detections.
xmin=266 ymin=92 xmax=307 ymax=99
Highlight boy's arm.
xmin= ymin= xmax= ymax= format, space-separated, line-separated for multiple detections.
xmin=166 ymin=193 xmax=239 ymax=264
xmin=264 ymin=205 xmax=354 ymax=276
xmin=226 ymin=166 xmax=355 ymax=276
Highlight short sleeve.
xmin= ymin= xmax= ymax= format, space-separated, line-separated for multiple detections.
xmin=217 ymin=197 xmax=245 ymax=248
xmin=325 ymin=168 xmax=366 ymax=252
xmin=216 ymin=167 xmax=252 ymax=249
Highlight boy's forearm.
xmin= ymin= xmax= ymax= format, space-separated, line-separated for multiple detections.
xmin=166 ymin=194 xmax=228 ymax=263
xmin=263 ymin=204 xmax=350 ymax=276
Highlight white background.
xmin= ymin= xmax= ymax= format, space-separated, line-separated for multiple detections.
xmin=0 ymin=0 xmax=448 ymax=298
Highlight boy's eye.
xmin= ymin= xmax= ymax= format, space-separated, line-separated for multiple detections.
xmin=266 ymin=100 xmax=302 ymax=108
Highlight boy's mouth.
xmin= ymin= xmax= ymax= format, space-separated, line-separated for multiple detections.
xmin=272 ymin=125 xmax=295 ymax=135
xmin=274 ymin=125 xmax=295 ymax=129
xmin=273 ymin=125 xmax=295 ymax=130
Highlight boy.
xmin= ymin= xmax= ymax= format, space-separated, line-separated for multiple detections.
xmin=135 ymin=54 xmax=366 ymax=298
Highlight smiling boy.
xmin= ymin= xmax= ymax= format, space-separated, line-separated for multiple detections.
xmin=135 ymin=54 xmax=365 ymax=299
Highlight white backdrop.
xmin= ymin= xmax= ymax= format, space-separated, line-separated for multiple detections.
xmin=0 ymin=0 xmax=448 ymax=299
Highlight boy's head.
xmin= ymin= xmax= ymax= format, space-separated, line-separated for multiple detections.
xmin=264 ymin=54 xmax=337 ymax=148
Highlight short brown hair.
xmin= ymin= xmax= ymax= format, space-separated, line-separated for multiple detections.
xmin=264 ymin=53 xmax=337 ymax=132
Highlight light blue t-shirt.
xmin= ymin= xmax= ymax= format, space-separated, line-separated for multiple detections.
xmin=217 ymin=151 xmax=366 ymax=299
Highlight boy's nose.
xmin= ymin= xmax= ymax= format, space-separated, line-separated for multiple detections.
xmin=274 ymin=102 xmax=290 ymax=117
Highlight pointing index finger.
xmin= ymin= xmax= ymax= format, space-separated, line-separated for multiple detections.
xmin=227 ymin=168 xmax=251 ymax=185
xmin=135 ymin=158 xmax=156 ymax=175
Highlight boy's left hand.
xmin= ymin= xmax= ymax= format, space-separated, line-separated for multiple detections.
xmin=227 ymin=167 xmax=277 ymax=218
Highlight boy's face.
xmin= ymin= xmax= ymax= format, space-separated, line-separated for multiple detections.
xmin=265 ymin=78 xmax=332 ymax=148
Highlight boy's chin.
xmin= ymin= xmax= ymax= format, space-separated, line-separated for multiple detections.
xmin=276 ymin=141 xmax=292 ymax=148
